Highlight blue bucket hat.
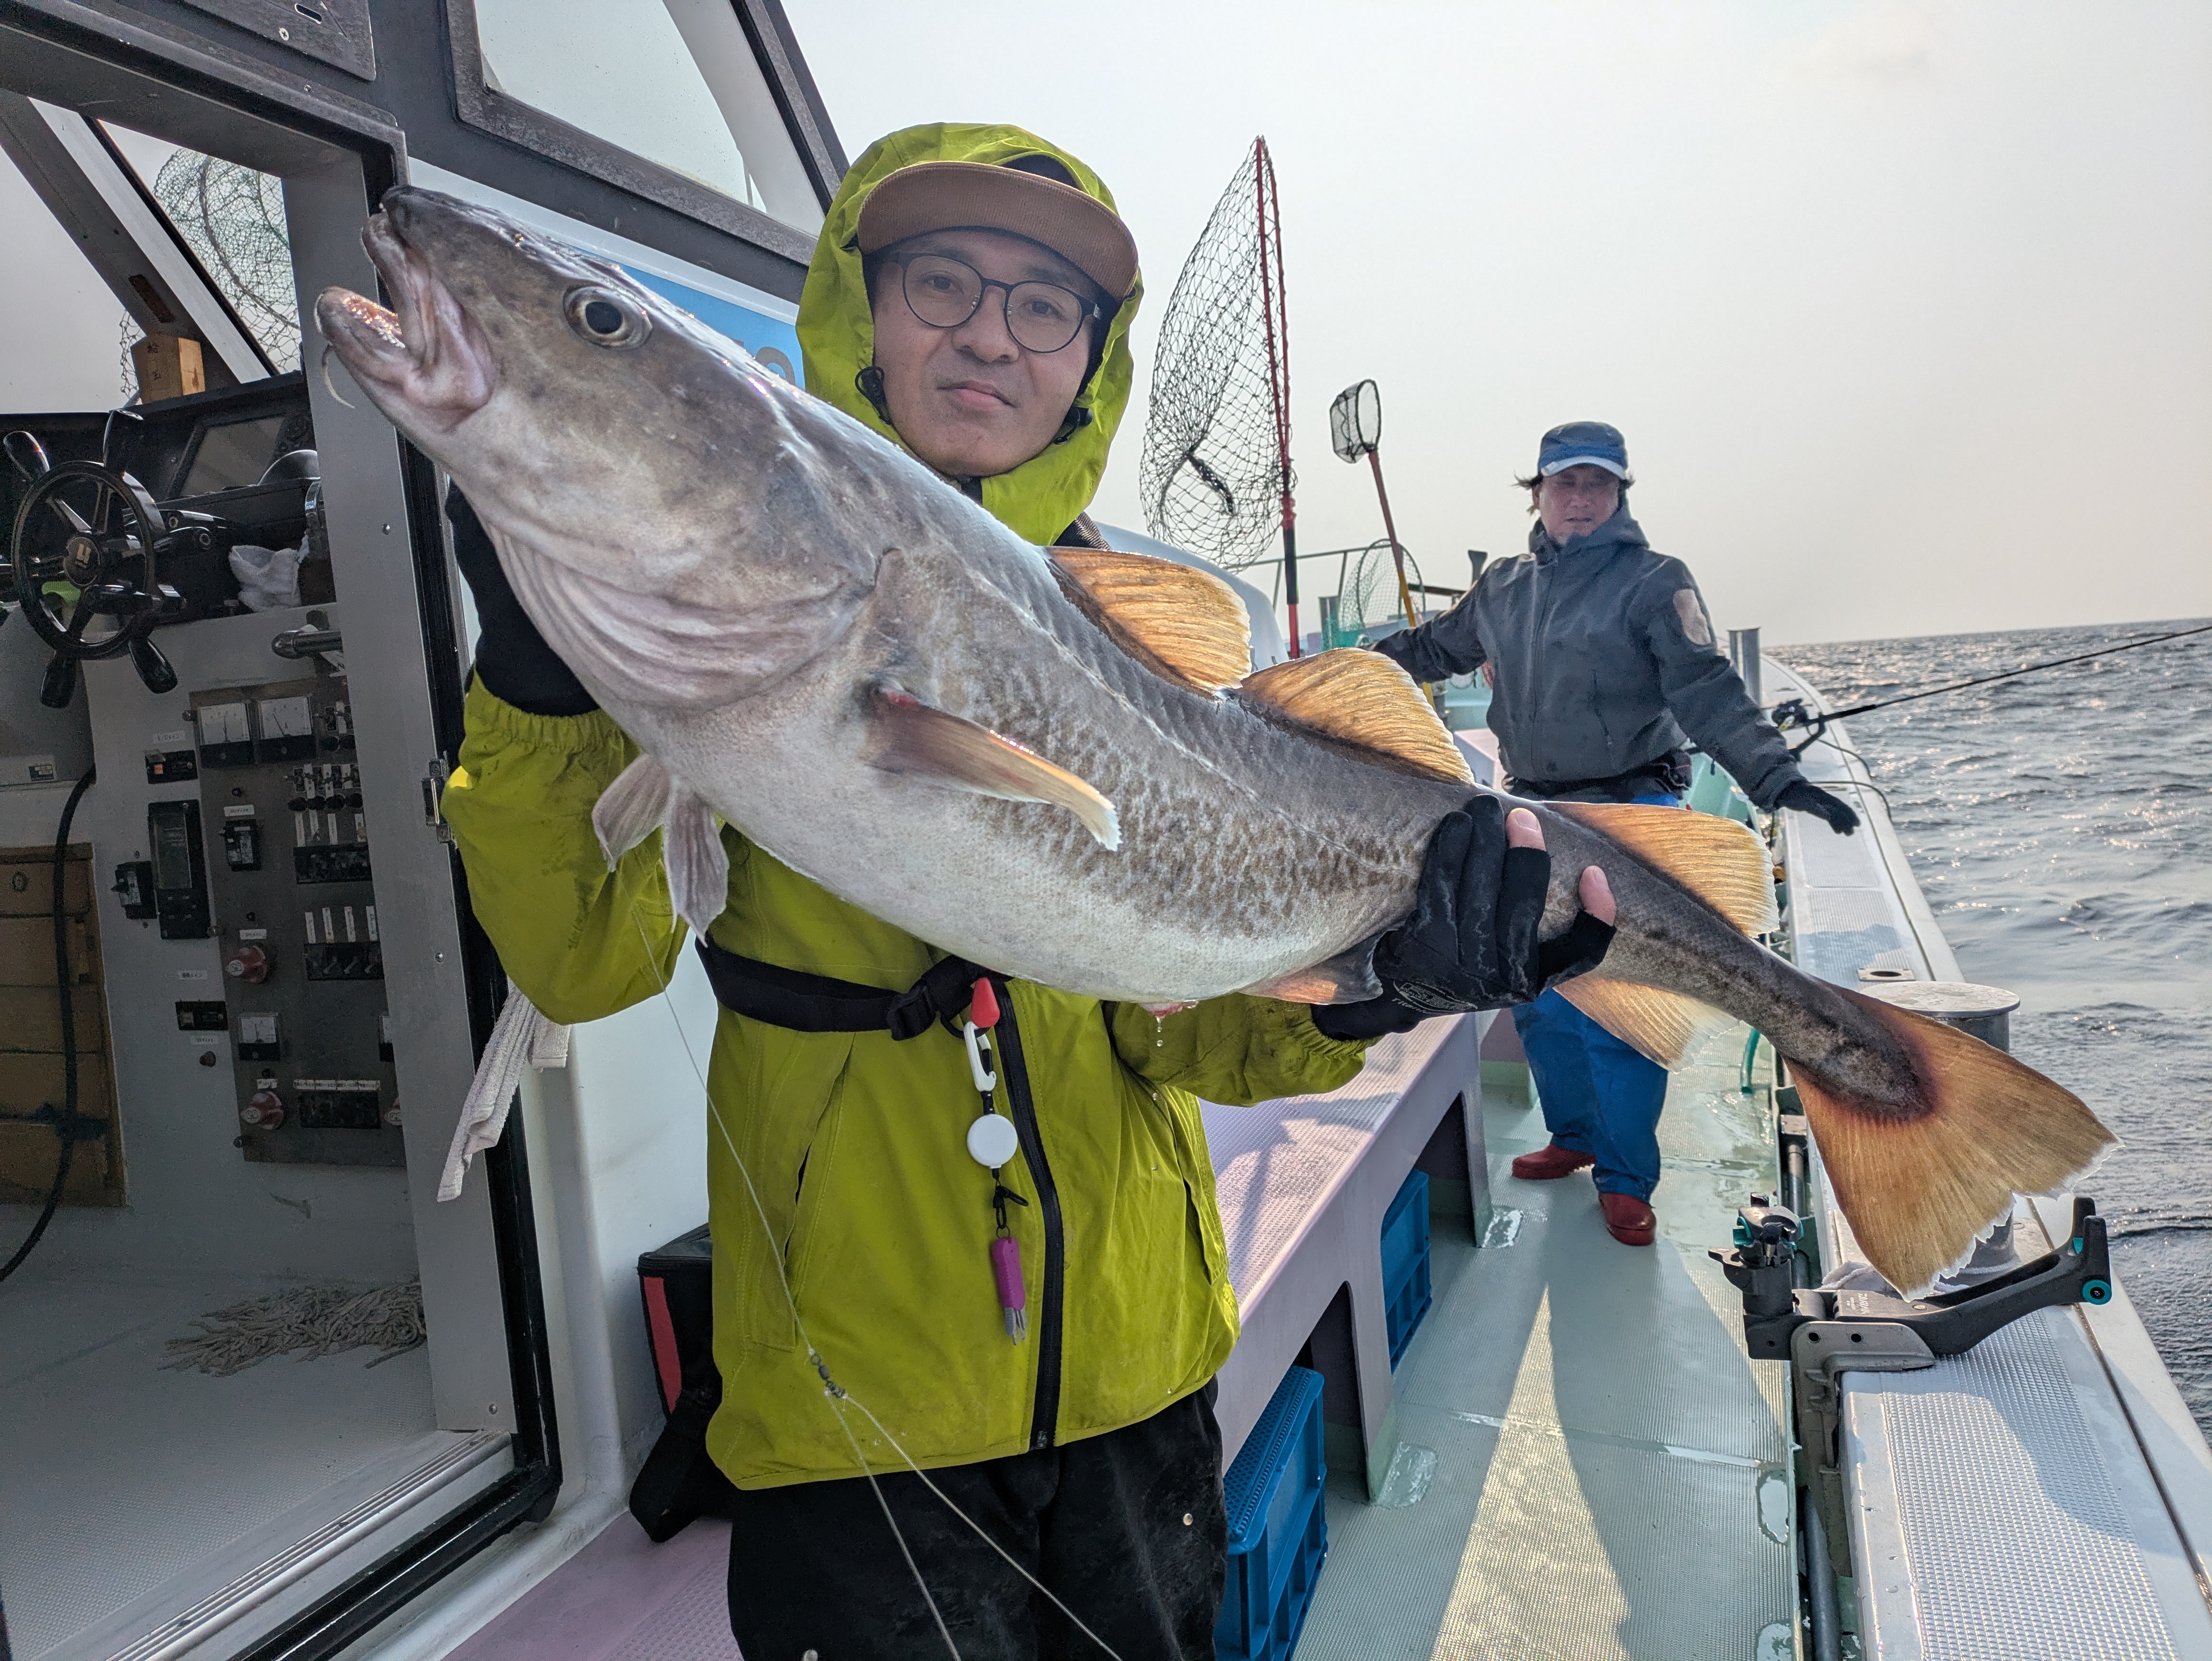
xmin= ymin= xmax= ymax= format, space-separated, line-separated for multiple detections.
xmin=1537 ymin=421 xmax=1629 ymax=478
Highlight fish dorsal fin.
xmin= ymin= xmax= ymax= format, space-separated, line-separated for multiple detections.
xmin=1049 ymin=546 xmax=1252 ymax=693
xmin=863 ymin=679 xmax=1120 ymax=850
xmin=1548 ymin=801 xmax=1779 ymax=935
xmin=1235 ymin=649 xmax=1474 ymax=784
xmin=1556 ymin=976 xmax=1729 ymax=1067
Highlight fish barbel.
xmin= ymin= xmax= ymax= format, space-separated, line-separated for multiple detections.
xmin=317 ymin=189 xmax=2113 ymax=1296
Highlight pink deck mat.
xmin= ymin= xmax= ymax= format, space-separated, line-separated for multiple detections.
xmin=447 ymin=1517 xmax=741 ymax=1661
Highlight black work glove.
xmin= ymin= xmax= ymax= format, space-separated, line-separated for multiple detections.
xmin=1312 ymin=798 xmax=1616 ymax=1042
xmin=447 ymin=485 xmax=598 ymax=717
xmin=1774 ymin=779 xmax=1859 ymax=836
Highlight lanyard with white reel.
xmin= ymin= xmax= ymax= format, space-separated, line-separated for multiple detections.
xmin=960 ymin=977 xmax=1029 ymax=1341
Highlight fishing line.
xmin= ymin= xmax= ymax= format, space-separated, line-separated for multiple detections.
xmin=623 ymin=909 xmax=958 ymax=1660
xmin=1779 ymin=620 xmax=2212 ymax=727
xmin=1792 ymin=730 xmax=1896 ymax=817
xmin=622 ymin=906 xmax=1128 ymax=1661
xmin=318 ymin=343 xmax=356 ymax=410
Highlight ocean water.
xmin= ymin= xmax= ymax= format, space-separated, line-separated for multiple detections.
xmin=1782 ymin=621 xmax=2212 ymax=1437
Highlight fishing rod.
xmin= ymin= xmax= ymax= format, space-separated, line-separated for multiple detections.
xmin=1770 ymin=620 xmax=2212 ymax=756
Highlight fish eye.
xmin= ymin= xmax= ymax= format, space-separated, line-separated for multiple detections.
xmin=564 ymin=285 xmax=651 ymax=349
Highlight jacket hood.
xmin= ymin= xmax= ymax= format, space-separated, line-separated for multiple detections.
xmin=796 ymin=123 xmax=1142 ymax=545
xmin=1530 ymin=498 xmax=1648 ymax=563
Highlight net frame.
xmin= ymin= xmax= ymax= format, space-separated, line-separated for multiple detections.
xmin=152 ymin=149 xmax=302 ymax=372
xmin=1140 ymin=138 xmax=1302 ymax=649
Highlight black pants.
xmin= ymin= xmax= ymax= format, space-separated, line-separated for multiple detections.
xmin=726 ymin=1385 xmax=1225 ymax=1661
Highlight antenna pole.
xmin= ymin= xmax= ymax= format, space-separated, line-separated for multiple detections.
xmin=1254 ymin=137 xmax=1298 ymax=655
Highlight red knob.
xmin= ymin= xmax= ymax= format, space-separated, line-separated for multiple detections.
xmin=242 ymin=1088 xmax=285 ymax=1129
xmin=225 ymin=944 xmax=270 ymax=984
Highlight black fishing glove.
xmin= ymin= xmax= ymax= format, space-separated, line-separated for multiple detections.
xmin=1311 ymin=798 xmax=1616 ymax=1042
xmin=1774 ymin=779 xmax=1859 ymax=836
xmin=447 ymin=485 xmax=598 ymax=717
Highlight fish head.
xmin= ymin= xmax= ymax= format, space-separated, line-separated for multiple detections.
xmin=315 ymin=188 xmax=890 ymax=710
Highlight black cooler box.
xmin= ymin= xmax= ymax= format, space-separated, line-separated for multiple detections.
xmin=630 ymin=1224 xmax=738 ymax=1539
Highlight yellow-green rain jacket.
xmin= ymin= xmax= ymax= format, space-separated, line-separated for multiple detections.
xmin=444 ymin=123 xmax=1370 ymax=1489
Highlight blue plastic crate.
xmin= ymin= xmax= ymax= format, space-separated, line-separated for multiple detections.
xmin=1381 ymin=1167 xmax=1433 ymax=1367
xmin=1217 ymin=1365 xmax=1328 ymax=1661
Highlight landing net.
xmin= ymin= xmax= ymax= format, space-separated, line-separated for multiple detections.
xmin=1140 ymin=139 xmax=1299 ymax=637
xmin=152 ymin=149 xmax=302 ymax=371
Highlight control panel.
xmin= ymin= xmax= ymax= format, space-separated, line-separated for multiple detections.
xmin=185 ymin=673 xmax=400 ymax=1167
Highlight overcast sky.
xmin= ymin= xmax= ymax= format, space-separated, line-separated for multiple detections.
xmin=790 ymin=0 xmax=2212 ymax=644
xmin=4 ymin=3 xmax=2205 ymax=646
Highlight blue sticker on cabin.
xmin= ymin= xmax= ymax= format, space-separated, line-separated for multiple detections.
xmin=621 ymin=268 xmax=804 ymax=387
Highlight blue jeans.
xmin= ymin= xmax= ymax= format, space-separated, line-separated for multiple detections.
xmin=1509 ymin=791 xmax=1682 ymax=1202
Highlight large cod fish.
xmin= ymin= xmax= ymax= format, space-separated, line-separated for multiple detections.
xmin=319 ymin=189 xmax=2112 ymax=1296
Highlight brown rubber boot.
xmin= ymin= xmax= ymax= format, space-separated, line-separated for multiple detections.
xmin=1510 ymin=1141 xmax=1596 ymax=1181
xmin=1600 ymin=1192 xmax=1657 ymax=1247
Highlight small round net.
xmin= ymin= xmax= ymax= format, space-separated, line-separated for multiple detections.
xmin=1140 ymin=141 xmax=1291 ymax=570
xmin=153 ymin=150 xmax=302 ymax=371
xmin=1338 ymin=540 xmax=1424 ymax=641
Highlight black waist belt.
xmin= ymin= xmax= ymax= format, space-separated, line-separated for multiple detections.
xmin=1510 ymin=747 xmax=1692 ymax=803
xmin=694 ymin=936 xmax=995 ymax=1041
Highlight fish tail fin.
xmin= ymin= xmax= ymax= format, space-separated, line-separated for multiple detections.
xmin=1787 ymin=989 xmax=2117 ymax=1296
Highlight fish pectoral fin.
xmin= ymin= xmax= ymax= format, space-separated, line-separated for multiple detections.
xmin=863 ymin=681 xmax=1120 ymax=850
xmin=1049 ymin=546 xmax=1252 ymax=693
xmin=1240 ymin=940 xmax=1385 ymax=1004
xmin=1555 ymin=974 xmax=1729 ymax=1067
xmin=661 ymin=781 xmax=730 ymax=937
xmin=592 ymin=753 xmax=675 ymax=867
xmin=1790 ymin=989 xmax=2117 ymax=1297
xmin=1548 ymin=801 xmax=1779 ymax=935
xmin=591 ymin=755 xmax=728 ymax=933
xmin=1235 ymin=650 xmax=1474 ymax=785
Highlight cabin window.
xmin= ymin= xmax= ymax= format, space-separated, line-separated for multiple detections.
xmin=469 ymin=0 xmax=825 ymax=235
xmin=0 ymin=146 xmax=136 ymax=409
xmin=101 ymin=124 xmax=303 ymax=374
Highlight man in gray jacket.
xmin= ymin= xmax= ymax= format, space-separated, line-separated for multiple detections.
xmin=1373 ymin=421 xmax=1858 ymax=1244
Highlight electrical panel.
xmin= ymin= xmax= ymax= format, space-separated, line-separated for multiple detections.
xmin=188 ymin=675 xmax=400 ymax=1167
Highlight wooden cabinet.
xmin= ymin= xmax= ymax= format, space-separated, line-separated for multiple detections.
xmin=0 ymin=844 xmax=123 ymax=1206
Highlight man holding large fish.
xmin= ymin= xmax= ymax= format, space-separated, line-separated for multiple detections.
xmin=403 ymin=126 xmax=1611 ymax=1660
xmin=318 ymin=119 xmax=2114 ymax=1661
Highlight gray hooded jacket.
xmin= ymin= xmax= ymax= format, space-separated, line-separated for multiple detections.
xmin=1373 ymin=505 xmax=1803 ymax=806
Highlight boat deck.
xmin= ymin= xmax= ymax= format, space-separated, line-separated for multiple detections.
xmin=432 ymin=1011 xmax=1794 ymax=1661
xmin=0 ymin=1256 xmax=453 ymax=1661
xmin=1768 ymin=659 xmax=2212 ymax=1661
xmin=1294 ymin=1022 xmax=1794 ymax=1661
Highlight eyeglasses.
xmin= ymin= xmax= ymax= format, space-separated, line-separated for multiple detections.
xmin=895 ymin=253 xmax=1100 ymax=355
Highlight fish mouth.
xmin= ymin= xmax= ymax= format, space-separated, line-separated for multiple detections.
xmin=314 ymin=196 xmax=498 ymax=430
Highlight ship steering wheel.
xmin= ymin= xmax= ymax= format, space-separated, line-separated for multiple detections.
xmin=5 ymin=432 xmax=183 ymax=708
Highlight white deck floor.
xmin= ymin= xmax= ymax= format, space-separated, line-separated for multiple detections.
xmin=1296 ymin=1026 xmax=1796 ymax=1661
xmin=0 ymin=1259 xmax=437 ymax=1661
